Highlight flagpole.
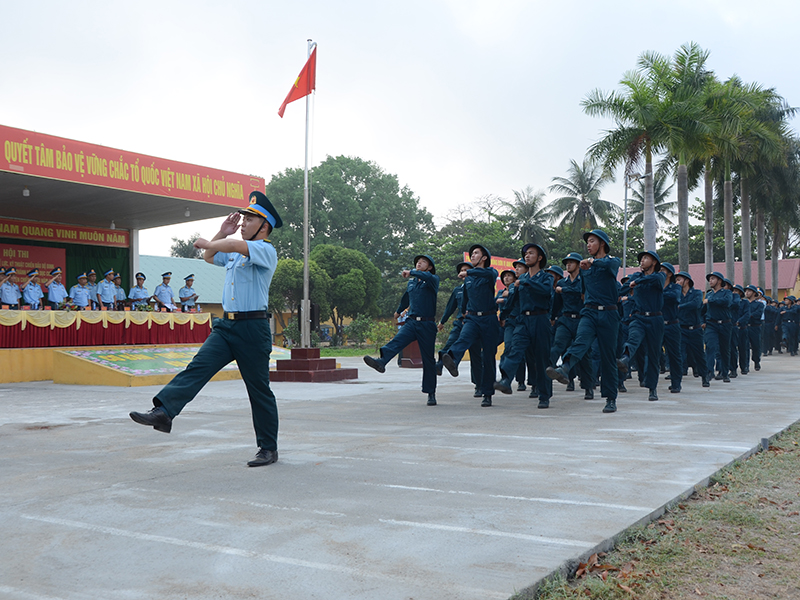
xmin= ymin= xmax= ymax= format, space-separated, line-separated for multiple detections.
xmin=301 ymin=39 xmax=315 ymax=348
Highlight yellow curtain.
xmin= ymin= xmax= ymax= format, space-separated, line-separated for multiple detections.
xmin=0 ymin=310 xmax=212 ymax=331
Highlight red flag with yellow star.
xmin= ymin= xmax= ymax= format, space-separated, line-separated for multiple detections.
xmin=278 ymin=47 xmax=317 ymax=118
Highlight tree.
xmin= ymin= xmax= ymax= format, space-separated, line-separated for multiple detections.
xmin=495 ymin=187 xmax=550 ymax=247
xmin=170 ymin=233 xmax=203 ymax=259
xmin=627 ymin=171 xmax=676 ymax=228
xmin=583 ymin=57 xmax=674 ymax=250
xmin=266 ymin=155 xmax=435 ymax=272
xmin=547 ymin=158 xmax=619 ymax=246
xmin=268 ymin=258 xmax=332 ymax=330
xmin=309 ymin=244 xmax=381 ymax=344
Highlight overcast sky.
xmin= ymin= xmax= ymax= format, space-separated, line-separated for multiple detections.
xmin=2 ymin=0 xmax=798 ymax=255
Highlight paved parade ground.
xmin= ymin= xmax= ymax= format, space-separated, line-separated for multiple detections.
xmin=2 ymin=353 xmax=799 ymax=600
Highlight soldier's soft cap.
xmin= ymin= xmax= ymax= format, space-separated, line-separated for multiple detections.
xmin=546 ymin=265 xmax=564 ymax=279
xmin=521 ymin=243 xmax=547 ymax=267
xmin=468 ymin=244 xmax=492 ymax=267
xmin=103 ymin=268 xmax=114 ymax=277
xmin=455 ymin=261 xmax=472 ymax=274
xmin=638 ymin=250 xmax=661 ymax=266
xmin=562 ymin=252 xmax=582 ymax=265
xmin=412 ymin=255 xmax=436 ymax=275
xmin=77 ymin=272 xmax=87 ymax=281
xmin=184 ymin=274 xmax=195 ymax=281
xmin=239 ymin=191 xmax=283 ymax=229
xmin=50 ymin=267 xmax=62 ymax=276
xmin=161 ymin=272 xmax=172 ymax=278
xmin=27 ymin=269 xmax=38 ymax=278
xmin=583 ymin=229 xmax=611 ymax=253
xmin=135 ymin=272 xmax=146 ymax=280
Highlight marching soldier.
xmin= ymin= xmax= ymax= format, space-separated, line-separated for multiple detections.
xmin=363 ymin=255 xmax=440 ymax=406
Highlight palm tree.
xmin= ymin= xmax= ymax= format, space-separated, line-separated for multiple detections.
xmin=627 ymin=171 xmax=677 ymax=229
xmin=546 ymin=159 xmax=619 ymax=245
xmin=496 ymin=187 xmax=551 ymax=247
xmin=659 ymin=43 xmax=715 ymax=272
xmin=582 ymin=54 xmax=675 ymax=251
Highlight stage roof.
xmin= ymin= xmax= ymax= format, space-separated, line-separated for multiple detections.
xmin=0 ymin=125 xmax=265 ymax=232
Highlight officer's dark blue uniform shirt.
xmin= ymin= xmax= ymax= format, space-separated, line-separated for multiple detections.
xmin=730 ymin=293 xmax=741 ymax=323
xmin=558 ymin=274 xmax=584 ymax=314
xmin=748 ymin=299 xmax=764 ymax=325
xmin=462 ymin=267 xmax=499 ymax=313
xmin=439 ymin=284 xmax=465 ymax=325
xmin=631 ymin=271 xmax=665 ymax=313
xmin=515 ymin=269 xmax=554 ymax=312
xmin=705 ymin=288 xmax=732 ymax=321
xmin=499 ymin=283 xmax=519 ymax=321
xmin=678 ymin=287 xmax=704 ymax=327
xmin=396 ymin=269 xmax=439 ymax=319
xmin=582 ymin=256 xmax=621 ymax=306
xmin=663 ymin=282 xmax=681 ymax=322
xmin=736 ymin=296 xmax=749 ymax=326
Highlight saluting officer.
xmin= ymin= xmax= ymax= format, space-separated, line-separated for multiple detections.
xmin=46 ymin=268 xmax=68 ymax=309
xmin=0 ymin=268 xmax=21 ymax=309
xmin=22 ymin=269 xmax=44 ymax=310
xmin=547 ymin=229 xmax=621 ymax=413
xmin=130 ymin=191 xmax=283 ymax=467
xmin=440 ymin=244 xmax=500 ymax=407
xmin=364 ymin=254 xmax=440 ymax=405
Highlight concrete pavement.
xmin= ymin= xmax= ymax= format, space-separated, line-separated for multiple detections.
xmin=1 ymin=352 xmax=799 ymax=599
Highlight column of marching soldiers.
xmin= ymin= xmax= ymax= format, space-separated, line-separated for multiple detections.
xmin=363 ymin=228 xmax=799 ymax=411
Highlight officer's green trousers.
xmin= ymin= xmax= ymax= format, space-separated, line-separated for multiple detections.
xmin=156 ymin=317 xmax=278 ymax=451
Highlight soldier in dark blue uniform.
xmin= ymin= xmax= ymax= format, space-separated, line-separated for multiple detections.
xmin=763 ymin=296 xmax=779 ymax=355
xmin=550 ymin=252 xmax=594 ymax=398
xmin=704 ymin=271 xmax=733 ymax=383
xmin=436 ymin=261 xmax=483 ymax=396
xmin=732 ymin=285 xmax=749 ymax=375
xmin=440 ymin=244 xmax=500 ymax=407
xmin=675 ymin=271 xmax=709 ymax=386
xmin=660 ymin=262 xmax=682 ymax=393
xmin=616 ymin=250 xmax=665 ymax=401
xmin=745 ymin=285 xmax=763 ymax=371
xmin=494 ymin=243 xmax=553 ymax=408
xmin=546 ymin=229 xmax=621 ymax=413
xmin=364 ymin=255 xmax=440 ymax=405
xmin=130 ymin=192 xmax=283 ymax=467
xmin=498 ymin=266 xmax=529 ymax=392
